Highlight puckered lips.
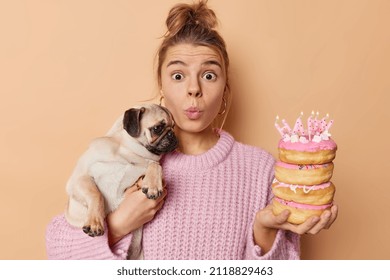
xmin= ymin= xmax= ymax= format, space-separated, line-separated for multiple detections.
xmin=184 ymin=106 xmax=203 ymax=120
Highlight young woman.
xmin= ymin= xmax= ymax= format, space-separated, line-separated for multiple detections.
xmin=46 ymin=0 xmax=337 ymax=260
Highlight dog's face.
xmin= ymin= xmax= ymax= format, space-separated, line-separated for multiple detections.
xmin=123 ymin=104 xmax=178 ymax=155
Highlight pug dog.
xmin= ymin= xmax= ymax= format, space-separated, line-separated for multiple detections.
xmin=65 ymin=104 xmax=178 ymax=259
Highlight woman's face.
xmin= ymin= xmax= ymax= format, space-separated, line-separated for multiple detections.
xmin=160 ymin=43 xmax=226 ymax=134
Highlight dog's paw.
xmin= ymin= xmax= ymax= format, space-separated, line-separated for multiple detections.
xmin=141 ymin=177 xmax=163 ymax=200
xmin=83 ymin=216 xmax=105 ymax=237
xmin=141 ymin=186 xmax=162 ymax=200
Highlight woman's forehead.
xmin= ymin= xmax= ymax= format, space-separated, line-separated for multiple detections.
xmin=164 ymin=44 xmax=223 ymax=66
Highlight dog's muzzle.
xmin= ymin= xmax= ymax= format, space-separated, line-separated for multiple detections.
xmin=147 ymin=128 xmax=178 ymax=155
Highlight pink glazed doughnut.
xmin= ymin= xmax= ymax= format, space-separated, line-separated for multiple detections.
xmin=272 ymin=197 xmax=333 ymax=224
xmin=274 ymin=161 xmax=334 ymax=185
xmin=278 ymin=138 xmax=337 ymax=165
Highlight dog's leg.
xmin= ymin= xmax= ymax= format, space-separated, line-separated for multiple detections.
xmin=127 ymin=226 xmax=144 ymax=260
xmin=73 ymin=175 xmax=106 ymax=237
xmin=141 ymin=162 xmax=163 ymax=200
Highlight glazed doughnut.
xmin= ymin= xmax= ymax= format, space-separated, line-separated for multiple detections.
xmin=271 ymin=179 xmax=335 ymax=206
xmin=274 ymin=161 xmax=334 ymax=185
xmin=273 ymin=112 xmax=337 ymax=224
xmin=272 ymin=197 xmax=332 ymax=224
xmin=278 ymin=138 xmax=337 ymax=165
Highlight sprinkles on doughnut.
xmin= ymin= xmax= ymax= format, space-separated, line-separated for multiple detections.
xmin=272 ymin=111 xmax=337 ymax=224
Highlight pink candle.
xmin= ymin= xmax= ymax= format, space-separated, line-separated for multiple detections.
xmin=320 ymin=113 xmax=329 ymax=132
xmin=314 ymin=111 xmax=320 ymax=135
xmin=299 ymin=121 xmax=305 ymax=135
xmin=292 ymin=112 xmax=303 ymax=134
xmin=307 ymin=111 xmax=314 ymax=141
xmin=282 ymin=119 xmax=291 ymax=133
xmin=325 ymin=119 xmax=334 ymax=131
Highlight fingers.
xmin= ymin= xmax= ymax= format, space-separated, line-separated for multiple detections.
xmin=304 ymin=205 xmax=338 ymax=234
xmin=155 ymin=188 xmax=168 ymax=203
xmin=324 ymin=204 xmax=338 ymax=229
xmin=286 ymin=216 xmax=320 ymax=235
xmin=155 ymin=197 xmax=166 ymax=212
xmin=306 ymin=212 xmax=329 ymax=234
xmin=123 ymin=185 xmax=139 ymax=196
xmin=275 ymin=210 xmax=290 ymax=225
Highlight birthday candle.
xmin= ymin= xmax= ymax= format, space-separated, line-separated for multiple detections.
xmin=275 ymin=115 xmax=285 ymax=136
xmin=296 ymin=118 xmax=305 ymax=136
xmin=320 ymin=113 xmax=329 ymax=132
xmin=325 ymin=119 xmax=334 ymax=131
xmin=282 ymin=119 xmax=292 ymax=133
xmin=314 ymin=111 xmax=320 ymax=135
xmin=299 ymin=122 xmax=305 ymax=135
xmin=307 ymin=111 xmax=314 ymax=141
xmin=292 ymin=112 xmax=303 ymax=134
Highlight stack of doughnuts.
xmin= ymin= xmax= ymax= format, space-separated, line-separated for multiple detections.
xmin=272 ymin=112 xmax=337 ymax=224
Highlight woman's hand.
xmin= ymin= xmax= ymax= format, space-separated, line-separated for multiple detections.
xmin=253 ymin=203 xmax=338 ymax=252
xmin=106 ymin=178 xmax=167 ymax=247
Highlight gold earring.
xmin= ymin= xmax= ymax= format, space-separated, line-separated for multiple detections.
xmin=159 ymin=95 xmax=164 ymax=106
xmin=218 ymin=96 xmax=227 ymax=115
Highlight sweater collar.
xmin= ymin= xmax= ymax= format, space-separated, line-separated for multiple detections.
xmin=162 ymin=130 xmax=235 ymax=171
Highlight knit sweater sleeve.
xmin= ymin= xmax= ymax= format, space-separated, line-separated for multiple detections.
xmin=243 ymin=150 xmax=301 ymax=260
xmin=45 ymin=214 xmax=133 ymax=260
xmin=244 ymin=227 xmax=300 ymax=260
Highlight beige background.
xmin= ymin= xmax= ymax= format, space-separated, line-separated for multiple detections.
xmin=1 ymin=0 xmax=389 ymax=259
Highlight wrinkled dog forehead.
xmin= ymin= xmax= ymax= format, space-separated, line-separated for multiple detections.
xmin=122 ymin=104 xmax=175 ymax=141
xmin=142 ymin=107 xmax=168 ymax=125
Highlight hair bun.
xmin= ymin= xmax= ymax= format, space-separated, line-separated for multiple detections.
xmin=166 ymin=0 xmax=218 ymax=37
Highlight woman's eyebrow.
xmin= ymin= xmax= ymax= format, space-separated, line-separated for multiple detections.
xmin=202 ymin=60 xmax=222 ymax=69
xmin=166 ymin=60 xmax=222 ymax=68
xmin=166 ymin=60 xmax=187 ymax=67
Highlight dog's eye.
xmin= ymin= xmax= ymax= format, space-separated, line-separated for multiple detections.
xmin=152 ymin=124 xmax=165 ymax=135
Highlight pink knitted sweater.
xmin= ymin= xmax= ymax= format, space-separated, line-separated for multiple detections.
xmin=46 ymin=131 xmax=300 ymax=259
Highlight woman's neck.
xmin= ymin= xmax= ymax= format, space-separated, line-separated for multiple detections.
xmin=175 ymin=127 xmax=220 ymax=155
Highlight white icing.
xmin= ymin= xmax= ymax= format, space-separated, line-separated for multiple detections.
xmin=321 ymin=130 xmax=331 ymax=140
xmin=299 ymin=136 xmax=309 ymax=143
xmin=290 ymin=134 xmax=299 ymax=143
xmin=283 ymin=134 xmax=291 ymax=142
xmin=312 ymin=135 xmax=322 ymax=143
xmin=303 ymin=185 xmax=315 ymax=193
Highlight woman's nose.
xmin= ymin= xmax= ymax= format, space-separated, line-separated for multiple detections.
xmin=187 ymin=77 xmax=202 ymax=98
xmin=188 ymin=91 xmax=202 ymax=97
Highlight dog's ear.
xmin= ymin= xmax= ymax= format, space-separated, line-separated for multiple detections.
xmin=123 ymin=107 xmax=146 ymax=137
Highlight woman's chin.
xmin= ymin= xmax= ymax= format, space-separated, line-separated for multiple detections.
xmin=175 ymin=121 xmax=215 ymax=135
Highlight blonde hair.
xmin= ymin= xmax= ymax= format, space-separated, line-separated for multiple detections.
xmin=156 ymin=0 xmax=231 ymax=129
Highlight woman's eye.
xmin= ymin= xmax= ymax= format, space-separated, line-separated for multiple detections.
xmin=172 ymin=73 xmax=184 ymax=80
xmin=203 ymin=72 xmax=217 ymax=81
